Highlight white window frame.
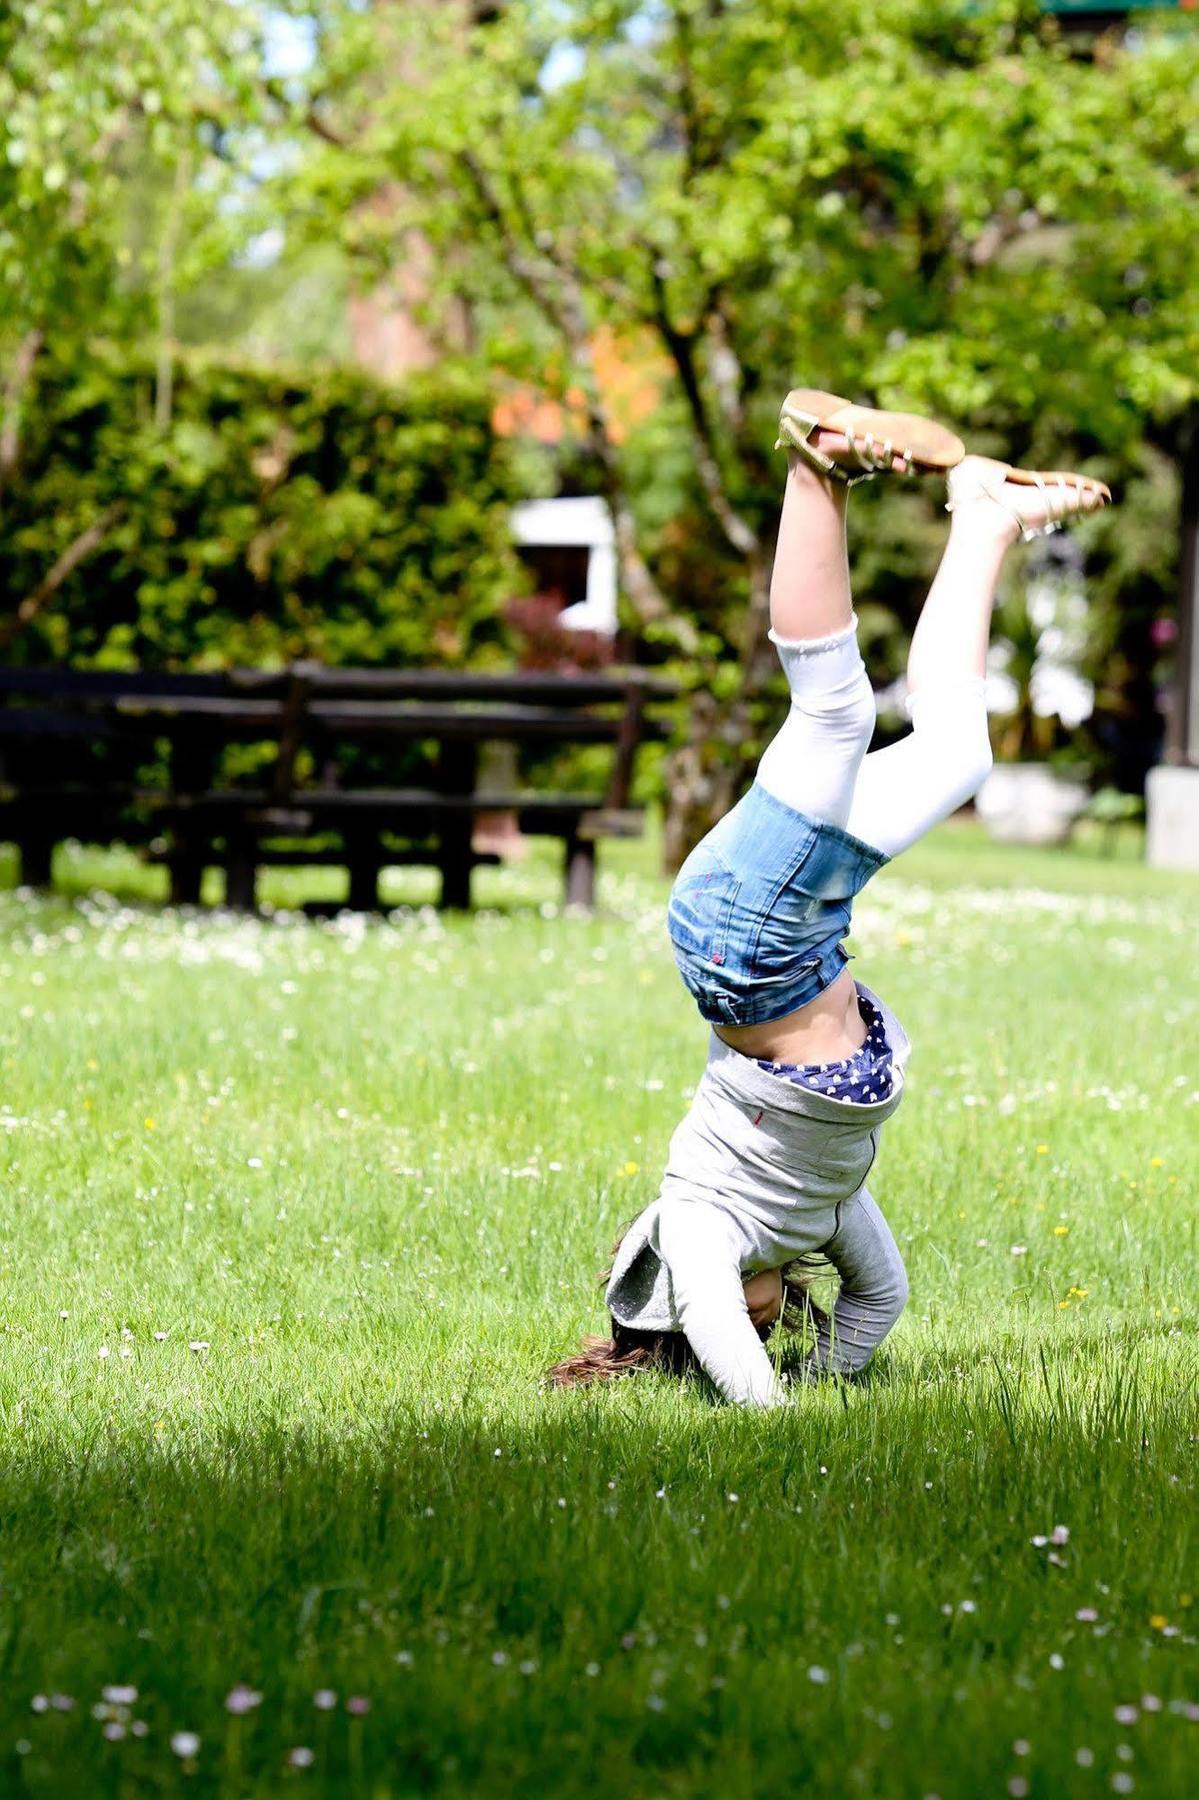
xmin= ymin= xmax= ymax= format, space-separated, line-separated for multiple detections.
xmin=509 ymin=496 xmax=618 ymax=635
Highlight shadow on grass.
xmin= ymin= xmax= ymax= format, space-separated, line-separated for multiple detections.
xmin=1 ymin=1353 xmax=1196 ymax=1795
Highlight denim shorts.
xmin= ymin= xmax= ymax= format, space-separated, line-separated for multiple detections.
xmin=666 ymin=781 xmax=888 ymax=1027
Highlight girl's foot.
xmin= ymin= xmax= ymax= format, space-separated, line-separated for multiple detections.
xmin=777 ymin=388 xmax=965 ymax=486
xmin=946 ymin=455 xmax=1112 ymax=542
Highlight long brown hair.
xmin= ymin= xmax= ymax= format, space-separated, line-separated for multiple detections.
xmin=547 ymin=1232 xmax=826 ymax=1389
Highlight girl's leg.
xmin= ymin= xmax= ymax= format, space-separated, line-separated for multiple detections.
xmin=754 ymin=455 xmax=877 ymax=827
xmin=800 ymin=1188 xmax=909 ymax=1378
xmin=769 ymin=449 xmax=854 ymax=641
xmin=844 ymin=506 xmax=1013 ymax=857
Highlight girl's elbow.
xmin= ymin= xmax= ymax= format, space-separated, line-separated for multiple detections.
xmin=889 ymin=1267 xmax=910 ymax=1325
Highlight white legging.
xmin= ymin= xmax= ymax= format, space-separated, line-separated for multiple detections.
xmin=754 ymin=615 xmax=993 ymax=857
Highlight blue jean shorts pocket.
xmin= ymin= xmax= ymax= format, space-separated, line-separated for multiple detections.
xmin=752 ymin=890 xmax=850 ymax=972
xmin=667 ymin=844 xmax=741 ymax=969
xmin=790 ymin=831 xmax=882 ymax=902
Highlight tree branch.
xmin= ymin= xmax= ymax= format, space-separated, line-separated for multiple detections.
xmin=459 ymin=151 xmax=700 ymax=653
xmin=703 ymin=298 xmax=747 ymax=437
xmin=647 ymin=259 xmax=760 ymax=559
xmin=262 ymin=76 xmax=351 ymax=150
xmin=0 ymin=505 xmax=125 ymax=654
xmin=0 ymin=329 xmax=46 ymax=501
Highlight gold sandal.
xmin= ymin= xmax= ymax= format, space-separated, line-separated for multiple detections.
xmin=776 ymin=388 xmax=965 ymax=486
xmin=945 ymin=455 xmax=1112 ymax=541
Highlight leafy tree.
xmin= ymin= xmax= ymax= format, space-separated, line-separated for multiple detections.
xmin=0 ymin=0 xmax=298 ymax=583
xmin=282 ymin=0 xmax=1199 ymax=857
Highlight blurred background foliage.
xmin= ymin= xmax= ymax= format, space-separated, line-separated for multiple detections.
xmin=4 ymin=346 xmax=522 ymax=669
xmin=1 ymin=0 xmax=1197 ymax=835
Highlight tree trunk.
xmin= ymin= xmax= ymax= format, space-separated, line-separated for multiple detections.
xmin=661 ymin=555 xmax=775 ymax=869
xmin=661 ymin=685 xmax=755 ymax=871
xmin=0 ymin=328 xmax=45 ymax=505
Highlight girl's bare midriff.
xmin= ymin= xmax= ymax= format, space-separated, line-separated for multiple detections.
xmin=713 ymin=965 xmax=867 ymax=1067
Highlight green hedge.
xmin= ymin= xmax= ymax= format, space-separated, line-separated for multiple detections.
xmin=1 ymin=346 xmax=525 ymax=669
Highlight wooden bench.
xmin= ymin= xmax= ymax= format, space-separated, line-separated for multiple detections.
xmin=0 ymin=664 xmax=675 ymax=909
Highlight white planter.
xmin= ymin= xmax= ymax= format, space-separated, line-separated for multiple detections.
xmin=975 ymin=763 xmax=1089 ymax=847
xmin=1146 ymin=765 xmax=1199 ymax=871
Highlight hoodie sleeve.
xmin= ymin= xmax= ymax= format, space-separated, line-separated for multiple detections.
xmin=656 ymin=1200 xmax=786 ymax=1408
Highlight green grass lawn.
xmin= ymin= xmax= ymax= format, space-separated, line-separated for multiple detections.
xmin=0 ymin=823 xmax=1195 ymax=1797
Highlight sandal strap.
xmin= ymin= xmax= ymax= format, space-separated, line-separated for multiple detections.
xmin=945 ymin=469 xmax=1025 ymax=537
xmin=946 ymin=463 xmax=1096 ymax=539
xmin=1020 ymin=472 xmax=1065 ymax=542
xmin=775 ymin=409 xmax=854 ymax=484
xmin=849 ymin=428 xmax=887 ymax=474
xmin=840 ymin=424 xmax=919 ymax=479
xmin=777 ymin=399 xmax=886 ymax=487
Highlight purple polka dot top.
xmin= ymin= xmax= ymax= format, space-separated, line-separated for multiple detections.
xmin=757 ymin=985 xmax=894 ymax=1105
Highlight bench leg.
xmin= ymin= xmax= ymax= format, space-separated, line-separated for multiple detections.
xmin=18 ymin=836 xmax=54 ymax=889
xmin=347 ymin=853 xmax=380 ymax=912
xmin=437 ymin=738 xmax=478 ymax=911
xmin=440 ymin=830 xmax=473 ymax=910
xmin=169 ymin=847 xmax=204 ymax=907
xmin=224 ymin=841 xmax=258 ymax=912
xmin=564 ymin=832 xmax=596 ymax=910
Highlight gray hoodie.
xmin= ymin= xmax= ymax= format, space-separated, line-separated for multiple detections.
xmin=603 ymin=983 xmax=912 ymax=1403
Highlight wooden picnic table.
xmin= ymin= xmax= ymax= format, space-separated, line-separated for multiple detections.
xmin=0 ymin=663 xmax=676 ymax=910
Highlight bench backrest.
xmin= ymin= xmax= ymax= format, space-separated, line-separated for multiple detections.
xmin=0 ymin=665 xmax=673 ymax=705
xmin=0 ymin=663 xmax=675 ymax=810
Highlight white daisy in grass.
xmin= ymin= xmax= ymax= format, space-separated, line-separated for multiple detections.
xmin=224 ymin=1685 xmax=262 ymax=1715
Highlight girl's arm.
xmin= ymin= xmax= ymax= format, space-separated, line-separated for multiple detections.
xmin=656 ymin=1200 xmax=785 ymax=1407
xmin=804 ymin=1187 xmax=909 ymax=1376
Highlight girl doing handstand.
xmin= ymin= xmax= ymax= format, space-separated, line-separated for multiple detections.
xmin=552 ymin=394 xmax=1109 ymax=1405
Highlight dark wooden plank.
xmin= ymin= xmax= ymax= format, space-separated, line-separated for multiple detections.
xmin=148 ymin=846 xmax=504 ymax=870
xmin=151 ymin=791 xmax=646 ymax=842
xmin=307 ymin=702 xmax=629 ymax=742
xmin=519 ymin=807 xmax=644 ymax=840
xmin=0 ymin=708 xmax=123 ymax=739
xmin=115 ymin=696 xmax=286 ymax=725
xmin=297 ymin=665 xmax=677 ymax=704
xmin=103 ymin=696 xmax=668 ymax=746
xmin=151 ymin=788 xmax=609 ymax=814
xmin=0 ymin=781 xmax=139 ymax=804
xmin=0 ymin=664 xmax=676 ymax=705
xmin=0 ymin=667 xmax=289 ymax=700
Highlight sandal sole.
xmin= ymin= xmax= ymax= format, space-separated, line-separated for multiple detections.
xmin=1005 ymin=468 xmax=1112 ymax=504
xmin=780 ymin=390 xmax=965 ymax=474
